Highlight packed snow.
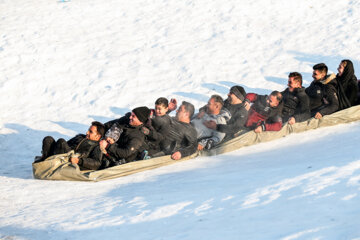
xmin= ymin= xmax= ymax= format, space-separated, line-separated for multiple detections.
xmin=1 ymin=0 xmax=360 ymax=239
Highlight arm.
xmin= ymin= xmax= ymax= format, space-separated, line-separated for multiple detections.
xmin=104 ymin=113 xmax=131 ymax=131
xmin=293 ymin=92 xmax=311 ymax=123
xmin=176 ymin=127 xmax=198 ymax=158
xmin=245 ymin=93 xmax=258 ymax=103
xmin=77 ymin=146 xmax=103 ymax=170
xmin=319 ymin=85 xmax=339 ymax=116
xmin=107 ymin=136 xmax=144 ymax=160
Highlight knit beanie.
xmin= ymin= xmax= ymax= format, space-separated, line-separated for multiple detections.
xmin=132 ymin=106 xmax=151 ymax=123
xmin=230 ymin=86 xmax=246 ymax=101
xmin=105 ymin=124 xmax=122 ymax=142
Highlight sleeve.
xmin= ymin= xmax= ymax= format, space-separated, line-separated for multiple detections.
xmin=217 ymin=109 xmax=248 ymax=134
xmin=264 ymin=114 xmax=283 ymax=131
xmin=107 ymin=136 xmax=144 ymax=159
xmin=245 ymin=93 xmax=258 ymax=103
xmin=104 ymin=112 xmax=131 ymax=131
xmin=78 ymin=146 xmax=103 ymax=170
xmin=176 ymin=127 xmax=198 ymax=158
xmin=293 ymin=92 xmax=311 ymax=122
xmin=319 ymin=85 xmax=339 ymax=116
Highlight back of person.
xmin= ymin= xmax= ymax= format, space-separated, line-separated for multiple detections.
xmin=144 ymin=113 xmax=171 ymax=155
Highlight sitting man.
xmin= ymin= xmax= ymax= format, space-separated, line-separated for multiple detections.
xmin=244 ymin=91 xmax=283 ymax=133
xmin=160 ymin=101 xmax=198 ymax=160
xmin=281 ymin=72 xmax=311 ymax=125
xmin=39 ymin=121 xmax=105 ymax=162
xmin=100 ymin=106 xmax=151 ymax=164
xmin=191 ymin=95 xmax=230 ymax=150
xmin=200 ymin=86 xmax=248 ymax=140
xmin=305 ymin=63 xmax=339 ymax=119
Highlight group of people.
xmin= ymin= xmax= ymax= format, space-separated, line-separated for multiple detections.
xmin=36 ymin=59 xmax=359 ymax=171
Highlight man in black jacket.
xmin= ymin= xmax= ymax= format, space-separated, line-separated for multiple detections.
xmin=281 ymin=72 xmax=311 ymax=125
xmin=305 ymin=63 xmax=339 ymax=119
xmin=161 ymin=101 xmax=198 ymax=160
xmin=203 ymin=86 xmax=248 ymax=140
xmin=100 ymin=106 xmax=151 ymax=164
xmin=39 ymin=121 xmax=105 ymax=165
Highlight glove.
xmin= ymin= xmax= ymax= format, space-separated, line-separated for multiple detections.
xmin=141 ymin=126 xmax=150 ymax=135
xmin=199 ymin=139 xmax=215 ymax=150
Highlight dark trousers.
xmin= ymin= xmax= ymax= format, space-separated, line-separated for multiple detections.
xmin=42 ymin=136 xmax=71 ymax=160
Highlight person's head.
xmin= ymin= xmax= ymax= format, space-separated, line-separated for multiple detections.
xmin=207 ymin=95 xmax=224 ymax=115
xmin=105 ymin=124 xmax=121 ymax=144
xmin=288 ymin=72 xmax=302 ymax=92
xmin=86 ymin=121 xmax=105 ymax=141
xmin=130 ymin=106 xmax=151 ymax=126
xmin=312 ymin=63 xmax=328 ymax=81
xmin=176 ymin=101 xmax=195 ymax=123
xmin=228 ymin=85 xmax=246 ymax=104
xmin=154 ymin=97 xmax=169 ymax=117
xmin=267 ymin=91 xmax=282 ymax=108
xmin=337 ymin=59 xmax=354 ymax=77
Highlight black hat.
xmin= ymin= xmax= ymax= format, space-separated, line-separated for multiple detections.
xmin=230 ymin=86 xmax=246 ymax=101
xmin=132 ymin=106 xmax=151 ymax=123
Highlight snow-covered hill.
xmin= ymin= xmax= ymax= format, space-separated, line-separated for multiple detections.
xmin=1 ymin=0 xmax=359 ymax=239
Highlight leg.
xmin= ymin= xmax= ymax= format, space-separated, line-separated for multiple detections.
xmin=54 ymin=138 xmax=71 ymax=155
xmin=42 ymin=136 xmax=56 ymax=160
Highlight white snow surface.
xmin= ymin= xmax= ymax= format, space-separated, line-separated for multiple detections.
xmin=1 ymin=0 xmax=360 ymax=239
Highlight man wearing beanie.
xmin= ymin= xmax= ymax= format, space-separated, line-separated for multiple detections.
xmin=199 ymin=85 xmax=249 ymax=140
xmin=101 ymin=106 xmax=151 ymax=164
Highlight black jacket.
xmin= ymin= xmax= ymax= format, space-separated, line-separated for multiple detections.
xmin=144 ymin=114 xmax=171 ymax=154
xmin=162 ymin=117 xmax=197 ymax=158
xmin=216 ymin=100 xmax=248 ymax=137
xmin=305 ymin=76 xmax=339 ymax=116
xmin=336 ymin=61 xmax=358 ymax=109
xmin=281 ymin=87 xmax=311 ymax=123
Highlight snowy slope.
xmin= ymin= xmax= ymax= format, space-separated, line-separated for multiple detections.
xmin=1 ymin=0 xmax=360 ymax=239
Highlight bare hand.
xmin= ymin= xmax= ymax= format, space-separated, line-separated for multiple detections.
xmin=314 ymin=112 xmax=323 ymax=119
xmin=254 ymin=126 xmax=263 ymax=133
xmin=168 ymin=98 xmax=177 ymax=112
xmin=288 ymin=117 xmax=296 ymax=125
xmin=99 ymin=140 xmax=109 ymax=149
xmin=244 ymin=101 xmax=251 ymax=111
xmin=171 ymin=151 xmax=182 ymax=160
xmin=204 ymin=120 xmax=217 ymax=130
xmin=197 ymin=144 xmax=204 ymax=151
xmin=70 ymin=157 xmax=79 ymax=164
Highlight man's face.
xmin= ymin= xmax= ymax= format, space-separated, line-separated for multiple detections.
xmin=176 ymin=105 xmax=188 ymax=121
xmin=267 ymin=95 xmax=279 ymax=108
xmin=129 ymin=112 xmax=142 ymax=126
xmin=207 ymin=98 xmax=217 ymax=114
xmin=227 ymin=92 xmax=238 ymax=104
xmin=288 ymin=77 xmax=301 ymax=92
xmin=86 ymin=125 xmax=101 ymax=141
xmin=312 ymin=70 xmax=326 ymax=81
xmin=155 ymin=104 xmax=168 ymax=117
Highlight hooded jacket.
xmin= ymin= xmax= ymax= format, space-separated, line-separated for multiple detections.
xmin=305 ymin=74 xmax=339 ymax=116
xmin=336 ymin=60 xmax=358 ymax=109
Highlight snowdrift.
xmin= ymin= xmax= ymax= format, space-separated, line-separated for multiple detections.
xmin=32 ymin=105 xmax=360 ymax=181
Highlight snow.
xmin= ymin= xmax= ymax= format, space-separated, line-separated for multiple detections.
xmin=1 ymin=0 xmax=360 ymax=239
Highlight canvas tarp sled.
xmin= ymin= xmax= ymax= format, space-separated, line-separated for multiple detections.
xmin=32 ymin=105 xmax=360 ymax=182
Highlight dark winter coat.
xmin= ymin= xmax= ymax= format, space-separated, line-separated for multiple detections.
xmin=144 ymin=114 xmax=171 ymax=155
xmin=305 ymin=75 xmax=339 ymax=117
xmin=65 ymin=134 xmax=104 ymax=170
xmin=216 ymin=99 xmax=248 ymax=137
xmin=336 ymin=60 xmax=358 ymax=109
xmin=281 ymin=87 xmax=311 ymax=123
xmin=162 ymin=117 xmax=197 ymax=158
xmin=245 ymin=93 xmax=283 ymax=131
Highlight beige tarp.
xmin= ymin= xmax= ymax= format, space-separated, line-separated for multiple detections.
xmin=32 ymin=105 xmax=360 ymax=181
